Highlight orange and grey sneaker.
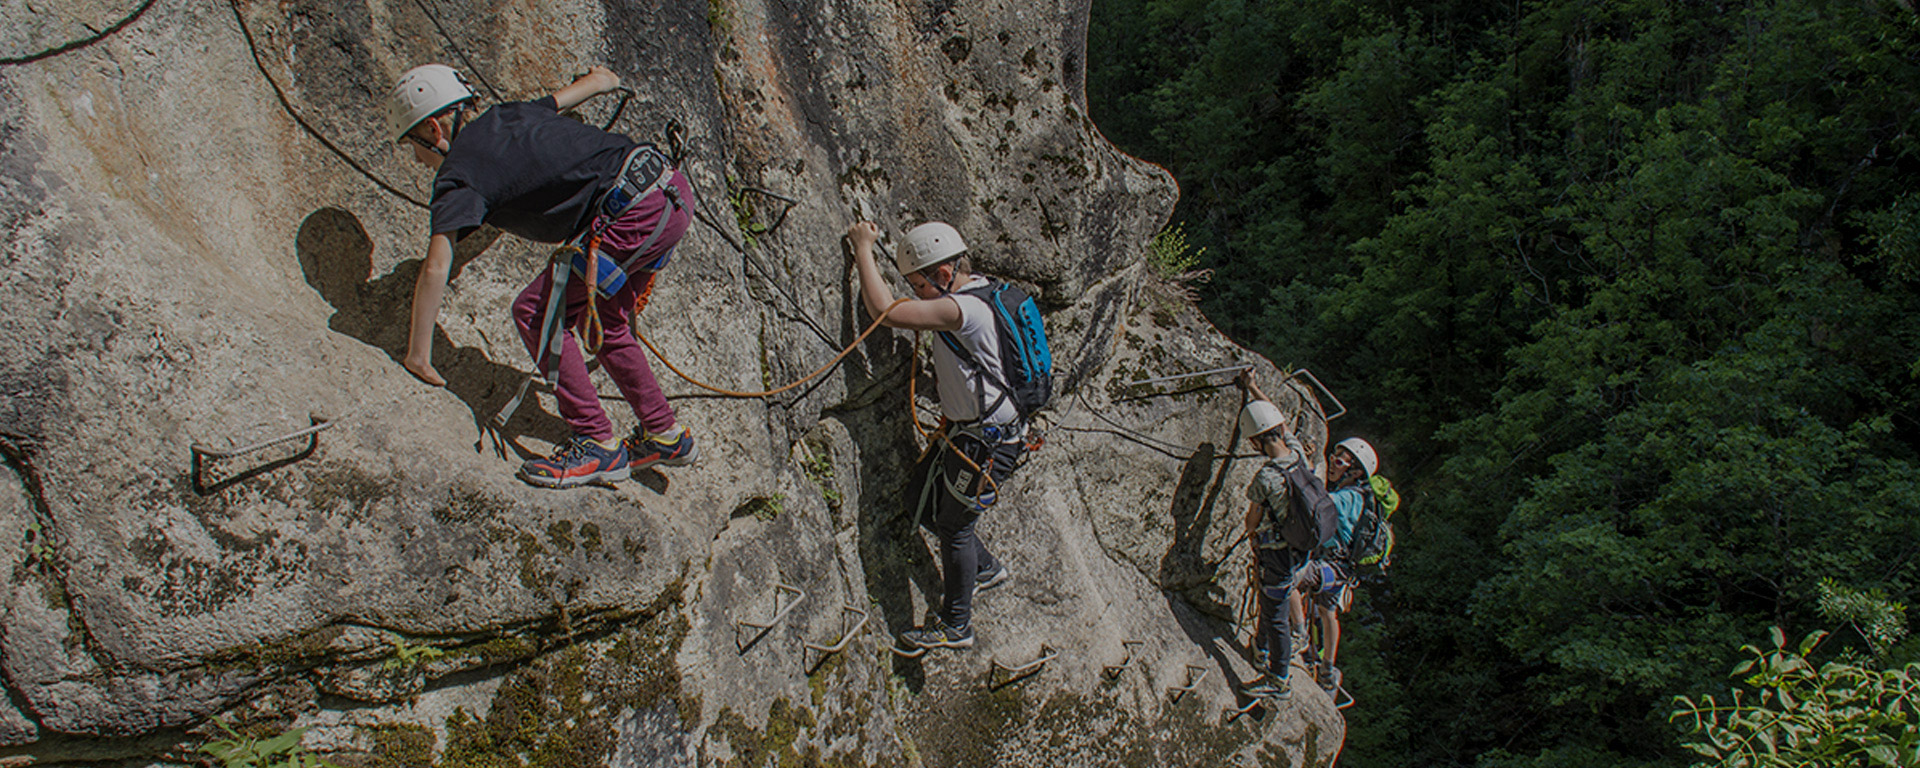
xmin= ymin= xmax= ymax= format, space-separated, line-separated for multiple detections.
xmin=626 ymin=425 xmax=698 ymax=470
xmin=519 ymin=435 xmax=630 ymax=488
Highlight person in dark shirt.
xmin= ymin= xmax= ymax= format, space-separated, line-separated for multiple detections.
xmin=388 ymin=63 xmax=698 ymax=488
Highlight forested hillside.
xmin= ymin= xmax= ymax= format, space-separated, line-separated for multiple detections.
xmin=1089 ymin=1 xmax=1920 ymax=765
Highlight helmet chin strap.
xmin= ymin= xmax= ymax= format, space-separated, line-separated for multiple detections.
xmin=424 ymin=107 xmax=468 ymax=158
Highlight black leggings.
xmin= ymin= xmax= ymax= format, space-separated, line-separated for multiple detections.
xmin=910 ymin=434 xmax=1023 ymax=629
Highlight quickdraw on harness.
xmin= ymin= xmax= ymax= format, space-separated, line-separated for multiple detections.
xmin=494 ymin=144 xmax=682 ymax=427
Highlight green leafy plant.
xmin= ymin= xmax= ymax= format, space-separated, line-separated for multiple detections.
xmin=382 ymin=635 xmax=446 ymax=671
xmin=1671 ymin=628 xmax=1920 ymax=767
xmin=727 ymin=176 xmax=769 ymax=250
xmin=1818 ymin=579 xmax=1910 ymax=661
xmin=200 ymin=717 xmax=339 ymax=768
xmin=799 ymin=442 xmax=842 ymax=508
xmin=1143 ymin=223 xmax=1211 ymax=307
xmin=743 ymin=494 xmax=786 ymax=522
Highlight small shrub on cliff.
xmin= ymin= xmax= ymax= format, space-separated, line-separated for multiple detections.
xmin=201 ymin=718 xmax=340 ymax=768
xmin=1144 ymin=223 xmax=1212 ymax=308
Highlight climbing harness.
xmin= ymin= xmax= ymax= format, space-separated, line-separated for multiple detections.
xmin=493 ymin=144 xmax=681 ymax=427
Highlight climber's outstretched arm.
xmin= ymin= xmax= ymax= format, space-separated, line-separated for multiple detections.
xmin=403 ymin=233 xmax=454 ymax=386
xmin=553 ymin=66 xmax=620 ymax=111
xmin=846 ymin=221 xmax=962 ymax=332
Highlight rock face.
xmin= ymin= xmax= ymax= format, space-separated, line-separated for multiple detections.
xmin=0 ymin=0 xmax=1344 ymax=765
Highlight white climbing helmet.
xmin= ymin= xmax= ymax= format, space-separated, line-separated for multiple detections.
xmin=898 ymin=221 xmax=967 ymax=275
xmin=1239 ymin=401 xmax=1287 ymax=441
xmin=387 ymin=64 xmax=475 ymax=142
xmin=1334 ymin=437 xmax=1378 ymax=476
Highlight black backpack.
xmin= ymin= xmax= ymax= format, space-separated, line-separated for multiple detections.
xmin=1274 ymin=461 xmax=1339 ymax=553
xmin=936 ymin=279 xmax=1054 ymax=421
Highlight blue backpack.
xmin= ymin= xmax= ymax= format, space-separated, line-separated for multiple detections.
xmin=937 ymin=279 xmax=1053 ymax=421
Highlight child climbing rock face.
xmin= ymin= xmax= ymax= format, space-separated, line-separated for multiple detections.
xmin=845 ymin=220 xmax=1022 ymax=651
xmin=387 ymin=63 xmax=699 ymax=488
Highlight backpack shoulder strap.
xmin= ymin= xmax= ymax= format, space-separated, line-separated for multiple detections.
xmin=935 ymin=280 xmax=1020 ymax=422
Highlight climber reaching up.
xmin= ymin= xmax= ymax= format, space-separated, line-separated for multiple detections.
xmin=388 ymin=63 xmax=699 ymax=488
xmin=1235 ymin=370 xmax=1338 ymax=703
xmin=846 ymin=220 xmax=1052 ymax=651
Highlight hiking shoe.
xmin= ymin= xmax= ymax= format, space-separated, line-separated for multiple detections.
xmin=975 ymin=563 xmax=1013 ymax=593
xmin=626 ymin=425 xmax=698 ymax=470
xmin=1291 ymin=626 xmax=1311 ymax=658
xmin=901 ymin=620 xmax=974 ymax=649
xmin=1242 ymin=675 xmax=1292 ymax=702
xmin=519 ymin=435 xmax=630 ymax=488
xmin=1318 ymin=664 xmax=1342 ymax=693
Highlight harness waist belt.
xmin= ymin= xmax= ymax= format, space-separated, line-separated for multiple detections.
xmin=597 ymin=145 xmax=672 ymax=223
xmin=952 ymin=420 xmax=1023 ymax=446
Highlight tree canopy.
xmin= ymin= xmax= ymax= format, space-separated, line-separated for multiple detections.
xmin=1089 ymin=1 xmax=1920 ymax=765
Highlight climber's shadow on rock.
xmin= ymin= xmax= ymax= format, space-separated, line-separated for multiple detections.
xmin=297 ymin=207 xmax=566 ymax=457
xmin=833 ymin=245 xmax=941 ymax=689
xmin=1161 ymin=440 xmax=1255 ymax=693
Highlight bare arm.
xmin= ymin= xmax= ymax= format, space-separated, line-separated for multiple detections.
xmin=553 ymin=66 xmax=619 ymax=111
xmin=1239 ymin=368 xmax=1273 ymax=404
xmin=404 ymin=233 xmax=455 ymax=386
xmin=846 ymin=222 xmax=962 ymax=331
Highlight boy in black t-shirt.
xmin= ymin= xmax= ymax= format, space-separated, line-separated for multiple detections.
xmin=388 ymin=64 xmax=697 ymax=488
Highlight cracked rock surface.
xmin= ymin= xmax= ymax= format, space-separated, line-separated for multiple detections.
xmin=0 ymin=0 xmax=1342 ymax=765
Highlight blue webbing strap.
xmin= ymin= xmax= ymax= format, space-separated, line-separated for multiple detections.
xmin=491 ymin=146 xmax=675 ymax=429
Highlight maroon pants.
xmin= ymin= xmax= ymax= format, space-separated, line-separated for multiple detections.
xmin=510 ymin=171 xmax=693 ymax=441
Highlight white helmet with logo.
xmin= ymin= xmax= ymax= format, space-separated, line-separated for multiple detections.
xmin=898 ymin=221 xmax=967 ymax=275
xmin=387 ymin=64 xmax=475 ymax=142
xmin=1334 ymin=437 xmax=1378 ymax=476
xmin=1239 ymin=401 xmax=1287 ymax=441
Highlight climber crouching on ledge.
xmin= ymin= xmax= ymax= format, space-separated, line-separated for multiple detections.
xmin=845 ymin=220 xmax=1020 ymax=650
xmin=388 ymin=63 xmax=699 ymax=488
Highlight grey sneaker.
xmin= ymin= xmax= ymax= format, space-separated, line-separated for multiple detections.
xmin=902 ymin=620 xmax=974 ymax=649
xmin=1318 ymin=664 xmax=1341 ymax=693
xmin=976 ymin=563 xmax=1013 ymax=593
xmin=1242 ymin=675 xmax=1292 ymax=702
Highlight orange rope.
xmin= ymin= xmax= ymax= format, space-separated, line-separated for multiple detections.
xmin=633 ymin=297 xmax=910 ymax=398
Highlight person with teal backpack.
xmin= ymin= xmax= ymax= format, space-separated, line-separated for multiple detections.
xmin=1294 ymin=435 xmax=1397 ymax=694
xmin=844 ymin=219 xmax=1051 ymax=652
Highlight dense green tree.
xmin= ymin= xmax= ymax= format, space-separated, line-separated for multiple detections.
xmin=1089 ymin=1 xmax=1920 ymax=765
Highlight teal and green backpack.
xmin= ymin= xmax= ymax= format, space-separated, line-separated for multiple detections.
xmin=1346 ymin=475 xmax=1400 ymax=570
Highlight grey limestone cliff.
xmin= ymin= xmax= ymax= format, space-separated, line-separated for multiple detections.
xmin=0 ymin=0 xmax=1345 ymax=765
